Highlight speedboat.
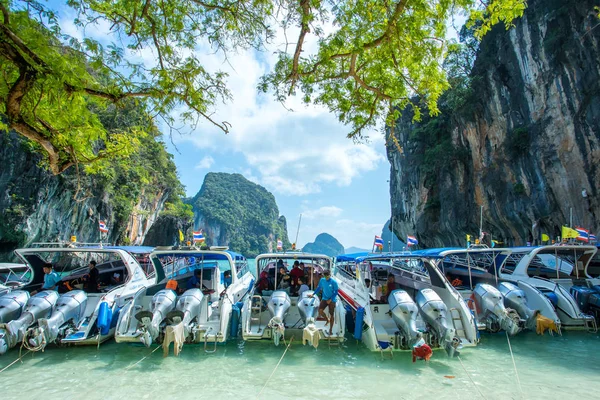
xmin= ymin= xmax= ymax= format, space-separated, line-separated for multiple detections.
xmin=334 ymin=252 xmax=477 ymax=356
xmin=241 ymin=253 xmax=346 ymax=348
xmin=498 ymin=245 xmax=599 ymax=331
xmin=115 ymin=248 xmax=254 ymax=354
xmin=424 ymin=247 xmax=561 ymax=335
xmin=18 ymin=246 xmax=156 ymax=352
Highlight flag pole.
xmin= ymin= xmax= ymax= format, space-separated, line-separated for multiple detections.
xmin=371 ymin=236 xmax=375 ymax=253
xmin=294 ymin=214 xmax=302 ymax=248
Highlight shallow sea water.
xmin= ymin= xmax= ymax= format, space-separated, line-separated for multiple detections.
xmin=2 ymin=260 xmax=600 ymax=399
xmin=1 ymin=329 xmax=599 ymax=399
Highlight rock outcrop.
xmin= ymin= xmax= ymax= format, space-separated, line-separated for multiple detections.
xmin=303 ymin=233 xmax=345 ymax=258
xmin=387 ymin=0 xmax=600 ymax=247
xmin=190 ymin=172 xmax=290 ymax=257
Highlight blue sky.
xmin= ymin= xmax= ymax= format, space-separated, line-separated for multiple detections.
xmin=51 ymin=4 xmax=466 ymax=249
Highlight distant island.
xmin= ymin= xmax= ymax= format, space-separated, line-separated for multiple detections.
xmin=302 ymin=233 xmax=345 ymax=258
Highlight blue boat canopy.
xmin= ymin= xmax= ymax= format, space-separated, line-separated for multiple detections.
xmin=336 ymin=252 xmax=370 ymax=262
xmin=103 ymin=246 xmax=155 ymax=254
xmin=153 ymin=250 xmax=245 ymax=261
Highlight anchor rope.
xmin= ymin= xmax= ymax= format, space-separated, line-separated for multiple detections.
xmin=257 ymin=336 xmax=294 ymax=397
xmin=0 ymin=350 xmax=30 ymax=374
xmin=125 ymin=345 xmax=162 ymax=371
xmin=505 ymin=331 xmax=524 ymax=397
xmin=457 ymin=355 xmax=486 ymax=400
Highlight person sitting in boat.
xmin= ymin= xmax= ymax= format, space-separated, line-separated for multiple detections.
xmin=276 ymin=259 xmax=285 ymax=270
xmin=446 ymin=273 xmax=463 ymax=287
xmin=83 ymin=260 xmax=100 ymax=293
xmin=187 ymin=269 xmax=203 ymax=290
xmin=223 ymin=270 xmax=232 ymax=288
xmin=32 ymin=262 xmax=61 ymax=295
xmin=290 ymin=261 xmax=304 ymax=288
xmin=256 ymin=271 xmax=270 ymax=294
xmin=412 ymin=332 xmax=433 ymax=362
xmin=297 ymin=276 xmax=309 ymax=297
xmin=276 ymin=267 xmax=290 ymax=289
xmin=310 ymin=269 xmax=339 ymax=335
xmin=381 ymin=275 xmax=399 ymax=302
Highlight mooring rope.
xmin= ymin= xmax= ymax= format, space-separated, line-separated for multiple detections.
xmin=505 ymin=331 xmax=524 ymax=397
xmin=457 ymin=355 xmax=486 ymax=400
xmin=0 ymin=350 xmax=30 ymax=374
xmin=125 ymin=345 xmax=162 ymax=371
xmin=257 ymin=336 xmax=294 ymax=397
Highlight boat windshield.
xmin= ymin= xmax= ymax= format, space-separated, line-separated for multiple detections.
xmin=16 ymin=250 xmax=132 ymax=291
xmin=154 ymin=253 xmax=233 ymax=280
xmin=503 ymin=247 xmax=595 ymax=279
xmin=257 ymin=255 xmax=331 ymax=291
xmin=0 ymin=263 xmax=32 ymax=288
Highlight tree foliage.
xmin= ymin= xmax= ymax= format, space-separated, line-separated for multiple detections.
xmin=0 ymin=0 xmax=526 ymax=174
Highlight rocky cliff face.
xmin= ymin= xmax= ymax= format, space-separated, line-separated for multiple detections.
xmin=387 ymin=0 xmax=600 ymax=247
xmin=0 ymin=130 xmax=171 ymax=259
xmin=190 ymin=172 xmax=290 ymax=257
xmin=302 ymin=233 xmax=345 ymax=257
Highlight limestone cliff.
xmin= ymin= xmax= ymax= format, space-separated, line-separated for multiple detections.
xmin=387 ymin=0 xmax=600 ymax=247
xmin=302 ymin=233 xmax=345 ymax=257
xmin=190 ymin=173 xmax=290 ymax=257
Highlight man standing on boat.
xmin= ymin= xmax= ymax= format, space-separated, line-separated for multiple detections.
xmin=310 ymin=270 xmax=338 ymax=335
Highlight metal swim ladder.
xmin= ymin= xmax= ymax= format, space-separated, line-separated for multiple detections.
xmin=250 ymin=295 xmax=263 ymax=331
xmin=583 ymin=314 xmax=597 ymax=333
xmin=450 ymin=308 xmax=466 ymax=338
xmin=203 ymin=328 xmax=218 ymax=353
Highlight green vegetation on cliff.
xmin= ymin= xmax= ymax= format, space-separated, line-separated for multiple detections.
xmin=302 ymin=233 xmax=344 ymax=258
xmin=192 ymin=173 xmax=290 ymax=257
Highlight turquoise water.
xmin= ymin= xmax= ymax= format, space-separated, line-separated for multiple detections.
xmin=2 ymin=259 xmax=600 ymax=399
xmin=1 ymin=331 xmax=599 ymax=399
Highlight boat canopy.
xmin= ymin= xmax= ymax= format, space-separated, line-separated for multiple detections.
xmin=335 ymin=252 xmax=370 ymax=262
xmin=102 ymin=246 xmax=155 ymax=254
xmin=150 ymin=250 xmax=247 ymax=284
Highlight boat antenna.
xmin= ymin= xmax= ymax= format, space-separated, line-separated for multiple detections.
xmin=294 ymin=214 xmax=302 ymax=248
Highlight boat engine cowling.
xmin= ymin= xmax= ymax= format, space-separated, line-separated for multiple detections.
xmin=0 ymin=291 xmax=58 ymax=355
xmin=474 ymin=283 xmax=522 ymax=335
xmin=169 ymin=289 xmax=204 ymax=334
xmin=27 ymin=290 xmax=88 ymax=348
xmin=415 ymin=288 xmax=459 ymax=357
xmin=267 ymin=291 xmax=291 ymax=346
xmin=297 ymin=291 xmax=319 ymax=324
xmin=498 ymin=282 xmax=536 ymax=329
xmin=136 ymin=289 xmax=178 ymax=347
xmin=388 ymin=289 xmax=420 ymax=345
xmin=0 ymin=290 xmax=30 ymax=323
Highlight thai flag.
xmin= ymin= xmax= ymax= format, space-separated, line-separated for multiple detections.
xmin=277 ymin=240 xmax=283 ymax=250
xmin=374 ymin=235 xmax=384 ymax=249
xmin=590 ymin=234 xmax=597 ymax=242
xmin=98 ymin=220 xmax=108 ymax=233
xmin=193 ymin=230 xmax=205 ymax=243
xmin=407 ymin=235 xmax=418 ymax=246
xmin=576 ymin=227 xmax=589 ymax=242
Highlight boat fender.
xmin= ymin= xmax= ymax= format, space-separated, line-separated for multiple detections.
xmin=354 ymin=307 xmax=365 ymax=340
xmin=344 ymin=304 xmax=355 ymax=333
xmin=97 ymin=302 xmax=112 ymax=335
xmin=544 ymin=292 xmax=558 ymax=308
xmin=230 ymin=302 xmax=243 ymax=339
xmin=110 ymin=306 xmax=121 ymax=329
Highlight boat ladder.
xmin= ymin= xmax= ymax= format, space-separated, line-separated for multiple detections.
xmin=327 ymin=334 xmax=341 ymax=349
xmin=450 ymin=308 xmax=466 ymax=338
xmin=203 ymin=328 xmax=218 ymax=353
xmin=583 ymin=314 xmax=597 ymax=333
xmin=250 ymin=295 xmax=263 ymax=331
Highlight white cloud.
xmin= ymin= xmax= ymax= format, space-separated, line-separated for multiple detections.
xmin=302 ymin=206 xmax=343 ymax=220
xmin=195 ymin=156 xmax=214 ymax=169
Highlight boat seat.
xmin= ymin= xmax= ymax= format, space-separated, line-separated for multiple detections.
xmin=372 ymin=319 xmax=397 ymax=342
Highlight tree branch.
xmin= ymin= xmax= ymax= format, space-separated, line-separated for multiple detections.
xmin=287 ymin=0 xmax=311 ymax=94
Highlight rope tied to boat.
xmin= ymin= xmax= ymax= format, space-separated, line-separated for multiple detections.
xmin=0 ymin=349 xmax=30 ymax=374
xmin=257 ymin=336 xmax=294 ymax=398
xmin=457 ymin=355 xmax=487 ymax=400
xmin=505 ymin=331 xmax=524 ymax=398
xmin=125 ymin=345 xmax=162 ymax=371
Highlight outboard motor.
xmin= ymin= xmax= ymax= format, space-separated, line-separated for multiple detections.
xmin=136 ymin=289 xmax=178 ymax=347
xmin=0 ymin=291 xmax=58 ymax=355
xmin=388 ymin=289 xmax=420 ymax=347
xmin=26 ymin=290 xmax=87 ymax=350
xmin=162 ymin=289 xmax=204 ymax=356
xmin=473 ymin=284 xmax=522 ymax=335
xmin=0 ymin=290 xmax=29 ymax=323
xmin=416 ymin=288 xmax=460 ymax=357
xmin=498 ymin=282 xmax=536 ymax=329
xmin=267 ymin=291 xmax=291 ymax=346
xmin=297 ymin=291 xmax=319 ymax=324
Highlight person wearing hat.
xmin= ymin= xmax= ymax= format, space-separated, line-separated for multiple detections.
xmin=310 ymin=269 xmax=339 ymax=335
